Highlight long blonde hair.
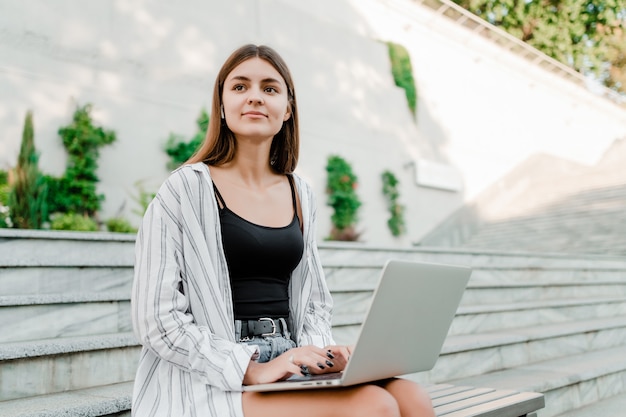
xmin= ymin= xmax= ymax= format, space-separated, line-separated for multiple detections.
xmin=186 ymin=44 xmax=299 ymax=174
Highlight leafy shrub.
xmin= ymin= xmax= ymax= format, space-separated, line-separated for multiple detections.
xmin=325 ymin=155 xmax=362 ymax=241
xmin=0 ymin=170 xmax=10 ymax=228
xmin=106 ymin=217 xmax=137 ymax=233
xmin=50 ymin=212 xmax=99 ymax=232
xmin=131 ymin=180 xmax=156 ymax=217
xmin=48 ymin=103 xmax=116 ymax=217
xmin=164 ymin=108 xmax=209 ymax=170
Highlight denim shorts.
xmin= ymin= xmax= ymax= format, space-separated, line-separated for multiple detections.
xmin=235 ymin=319 xmax=296 ymax=363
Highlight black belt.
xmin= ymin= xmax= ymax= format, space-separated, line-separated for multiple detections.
xmin=239 ymin=318 xmax=288 ymax=338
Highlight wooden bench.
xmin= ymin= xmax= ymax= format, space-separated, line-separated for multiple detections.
xmin=428 ymin=384 xmax=545 ymax=417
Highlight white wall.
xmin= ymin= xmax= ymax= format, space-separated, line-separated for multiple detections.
xmin=2 ymin=0 xmax=625 ymax=245
xmin=350 ymin=0 xmax=626 ymax=199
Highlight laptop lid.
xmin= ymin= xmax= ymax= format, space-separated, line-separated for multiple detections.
xmin=243 ymin=259 xmax=471 ymax=391
xmin=340 ymin=259 xmax=470 ymax=385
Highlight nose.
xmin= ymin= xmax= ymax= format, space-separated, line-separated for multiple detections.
xmin=247 ymin=89 xmax=264 ymax=105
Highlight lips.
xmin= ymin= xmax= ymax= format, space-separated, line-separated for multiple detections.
xmin=243 ymin=111 xmax=267 ymax=117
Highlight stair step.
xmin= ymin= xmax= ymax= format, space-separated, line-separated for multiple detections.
xmin=0 ymin=267 xmax=133 ymax=296
xmin=332 ymin=294 xmax=626 ymax=336
xmin=553 ymin=392 xmax=626 ymax=417
xmin=0 ymin=381 xmax=133 ymax=417
xmin=450 ymin=296 xmax=626 ymax=335
xmin=0 ymin=230 xmax=135 ymax=267
xmin=0 ymin=334 xmax=139 ymax=401
xmin=429 ymin=315 xmax=626 ymax=383
xmin=439 ymin=345 xmax=626 ymax=417
xmin=0 ymin=295 xmax=131 ymax=343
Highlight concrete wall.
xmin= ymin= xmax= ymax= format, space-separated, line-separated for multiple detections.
xmin=1 ymin=0 xmax=625 ymax=246
xmin=351 ymin=0 xmax=626 ymax=200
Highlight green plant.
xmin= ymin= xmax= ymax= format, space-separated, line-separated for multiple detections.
xmin=164 ymin=108 xmax=209 ymax=170
xmin=131 ymin=180 xmax=156 ymax=217
xmin=47 ymin=103 xmax=116 ymax=219
xmin=50 ymin=212 xmax=99 ymax=231
xmin=381 ymin=170 xmax=406 ymax=237
xmin=387 ymin=42 xmax=417 ymax=117
xmin=8 ymin=110 xmax=48 ymax=229
xmin=325 ymin=155 xmax=362 ymax=241
xmin=105 ymin=217 xmax=137 ymax=233
xmin=0 ymin=170 xmax=11 ymax=228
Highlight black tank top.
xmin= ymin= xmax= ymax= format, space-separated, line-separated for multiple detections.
xmin=214 ymin=175 xmax=304 ymax=320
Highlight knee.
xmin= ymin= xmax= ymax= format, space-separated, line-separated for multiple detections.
xmin=385 ymin=379 xmax=435 ymax=417
xmin=350 ymin=385 xmax=401 ymax=417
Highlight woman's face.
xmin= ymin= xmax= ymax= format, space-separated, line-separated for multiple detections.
xmin=222 ymin=57 xmax=291 ymax=142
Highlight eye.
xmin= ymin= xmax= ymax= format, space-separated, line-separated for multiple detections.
xmin=233 ymin=84 xmax=246 ymax=92
xmin=264 ymin=86 xmax=279 ymax=94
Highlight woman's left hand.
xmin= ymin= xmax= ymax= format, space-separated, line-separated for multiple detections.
xmin=322 ymin=345 xmax=352 ymax=372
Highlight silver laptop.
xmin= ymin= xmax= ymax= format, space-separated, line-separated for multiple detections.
xmin=243 ymin=259 xmax=471 ymax=392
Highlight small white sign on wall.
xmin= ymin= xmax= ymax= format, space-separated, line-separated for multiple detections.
xmin=414 ymin=159 xmax=464 ymax=192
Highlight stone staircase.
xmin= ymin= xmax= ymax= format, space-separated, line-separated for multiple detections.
xmin=2 ymin=230 xmax=626 ymax=416
xmin=419 ymin=138 xmax=626 ymax=256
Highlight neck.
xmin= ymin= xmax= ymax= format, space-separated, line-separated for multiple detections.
xmin=224 ymin=139 xmax=276 ymax=187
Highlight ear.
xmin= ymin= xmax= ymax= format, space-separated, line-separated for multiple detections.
xmin=283 ymin=104 xmax=291 ymax=122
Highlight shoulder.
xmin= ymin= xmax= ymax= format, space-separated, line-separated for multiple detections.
xmin=291 ymin=173 xmax=312 ymax=195
xmin=162 ymin=163 xmax=210 ymax=192
xmin=154 ymin=163 xmax=212 ymax=207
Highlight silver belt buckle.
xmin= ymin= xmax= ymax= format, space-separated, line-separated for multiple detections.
xmin=259 ymin=317 xmax=277 ymax=336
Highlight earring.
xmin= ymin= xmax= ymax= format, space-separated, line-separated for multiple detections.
xmin=220 ymin=105 xmax=225 ymax=119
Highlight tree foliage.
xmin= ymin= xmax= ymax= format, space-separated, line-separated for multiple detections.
xmin=46 ymin=104 xmax=117 ymax=218
xmin=8 ymin=111 xmax=48 ymax=229
xmin=452 ymin=0 xmax=626 ymax=93
xmin=164 ymin=108 xmax=209 ymax=170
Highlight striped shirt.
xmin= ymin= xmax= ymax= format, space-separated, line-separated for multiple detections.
xmin=131 ymin=163 xmax=334 ymax=417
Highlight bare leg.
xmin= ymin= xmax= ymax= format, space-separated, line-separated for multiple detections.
xmin=243 ymin=384 xmax=401 ymax=417
xmin=379 ymin=378 xmax=436 ymax=417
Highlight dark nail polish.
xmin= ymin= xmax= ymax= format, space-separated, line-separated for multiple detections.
xmin=317 ymin=362 xmax=325 ymax=370
xmin=326 ymin=360 xmax=334 ymax=367
xmin=327 ymin=351 xmax=335 ymax=359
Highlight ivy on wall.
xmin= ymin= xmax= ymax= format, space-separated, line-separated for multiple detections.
xmin=381 ymin=170 xmax=406 ymax=237
xmin=387 ymin=41 xmax=417 ymax=118
xmin=325 ymin=155 xmax=362 ymax=241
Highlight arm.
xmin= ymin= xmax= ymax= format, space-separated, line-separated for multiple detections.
xmin=131 ymin=175 xmax=256 ymax=391
xmin=296 ymin=180 xmax=335 ymax=348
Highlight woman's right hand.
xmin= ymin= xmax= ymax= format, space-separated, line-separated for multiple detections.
xmin=242 ymin=345 xmax=334 ymax=385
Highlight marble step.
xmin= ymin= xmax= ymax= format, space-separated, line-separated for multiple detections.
xmin=427 ymin=315 xmax=626 ymax=384
xmin=4 ymin=262 xmax=624 ymax=298
xmin=0 ymin=381 xmax=133 ymax=417
xmin=332 ymin=292 xmax=626 ymax=336
xmin=439 ymin=345 xmax=626 ymax=417
xmin=0 ymin=293 xmax=131 ymax=343
xmin=4 ymin=318 xmax=625 ymax=416
xmin=328 ymin=273 xmax=626 ymax=307
xmin=317 ymin=243 xmax=626 ymax=270
xmin=0 ymin=333 xmax=139 ymax=401
xmin=325 ymin=264 xmax=626 ymax=289
xmin=335 ymin=313 xmax=626 ymax=383
xmin=4 ymin=229 xmax=626 ymax=271
xmin=0 ymin=267 xmax=133 ymax=296
xmin=0 ymin=230 xmax=136 ymax=267
xmin=553 ymin=392 xmax=626 ymax=417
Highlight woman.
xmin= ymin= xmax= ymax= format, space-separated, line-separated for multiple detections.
xmin=131 ymin=44 xmax=435 ymax=417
